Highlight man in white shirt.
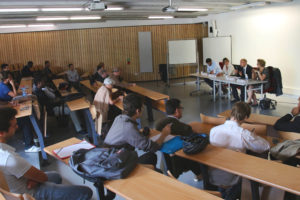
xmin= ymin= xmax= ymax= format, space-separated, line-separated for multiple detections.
xmin=66 ymin=64 xmax=80 ymax=90
xmin=204 ymin=58 xmax=223 ymax=92
xmin=209 ymin=102 xmax=270 ymax=199
xmin=0 ymin=107 xmax=92 ymax=200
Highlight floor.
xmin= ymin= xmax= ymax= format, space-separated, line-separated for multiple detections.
xmin=9 ymin=78 xmax=298 ymax=200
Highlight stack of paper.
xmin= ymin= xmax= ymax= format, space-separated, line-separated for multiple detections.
xmin=53 ymin=141 xmax=95 ymax=159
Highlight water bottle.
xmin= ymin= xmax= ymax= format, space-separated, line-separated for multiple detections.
xmin=21 ymin=87 xmax=27 ymax=96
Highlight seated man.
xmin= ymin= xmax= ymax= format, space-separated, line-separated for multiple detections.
xmin=231 ymin=58 xmax=253 ymax=102
xmin=209 ymin=102 xmax=270 ymax=199
xmin=204 ymin=58 xmax=223 ymax=92
xmin=155 ymin=98 xmax=202 ymax=179
xmin=110 ymin=67 xmax=135 ymax=88
xmin=104 ymin=93 xmax=171 ymax=168
xmin=274 ymin=97 xmax=300 ymax=133
xmin=21 ymin=61 xmax=33 ymax=77
xmin=93 ymin=62 xmax=108 ymax=83
xmin=93 ymin=77 xmax=123 ymax=137
xmin=42 ymin=60 xmax=54 ymax=84
xmin=0 ymin=72 xmax=40 ymax=153
xmin=33 ymin=78 xmax=85 ymax=135
xmin=66 ymin=64 xmax=80 ymax=90
xmin=0 ymin=107 xmax=92 ymax=200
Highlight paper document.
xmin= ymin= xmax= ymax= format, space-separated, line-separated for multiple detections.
xmin=53 ymin=140 xmax=95 ymax=159
xmin=151 ymin=134 xmax=175 ymax=143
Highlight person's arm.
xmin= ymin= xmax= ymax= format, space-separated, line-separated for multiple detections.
xmin=8 ymin=80 xmax=17 ymax=98
xmin=274 ymin=109 xmax=300 ymax=132
xmin=154 ymin=124 xmax=171 ymax=146
xmin=257 ymin=71 xmax=266 ymax=81
xmin=108 ymin=94 xmax=123 ymax=105
xmin=42 ymin=87 xmax=56 ymax=99
xmin=242 ymin=129 xmax=270 ymax=153
xmin=23 ymin=166 xmax=48 ymax=188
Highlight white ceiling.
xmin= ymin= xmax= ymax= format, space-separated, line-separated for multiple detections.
xmin=0 ymin=0 xmax=293 ymax=24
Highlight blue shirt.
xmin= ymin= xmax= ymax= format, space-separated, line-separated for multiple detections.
xmin=207 ymin=61 xmax=222 ymax=75
xmin=0 ymin=82 xmax=12 ymax=101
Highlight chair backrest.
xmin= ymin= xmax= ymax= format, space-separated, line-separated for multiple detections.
xmin=278 ymin=131 xmax=300 ymax=141
xmin=200 ymin=113 xmax=226 ymax=125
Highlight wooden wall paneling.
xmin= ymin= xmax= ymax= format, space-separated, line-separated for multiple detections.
xmin=0 ymin=24 xmax=208 ymax=82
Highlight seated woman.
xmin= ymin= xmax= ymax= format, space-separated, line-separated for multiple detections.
xmin=210 ymin=102 xmax=270 ymax=199
xmin=247 ymin=59 xmax=269 ymax=106
xmin=93 ymin=77 xmax=123 ymax=138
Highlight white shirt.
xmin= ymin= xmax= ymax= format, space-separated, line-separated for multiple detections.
xmin=208 ymin=120 xmax=270 ymax=187
xmin=222 ymin=63 xmax=234 ymax=76
xmin=0 ymin=143 xmax=33 ymax=195
xmin=207 ymin=61 xmax=222 ymax=75
xmin=67 ymin=69 xmax=79 ymax=82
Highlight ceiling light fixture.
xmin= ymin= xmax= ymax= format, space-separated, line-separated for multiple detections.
xmin=177 ymin=7 xmax=208 ymax=12
xmin=36 ymin=17 xmax=69 ymax=21
xmin=0 ymin=24 xmax=27 ymax=28
xmin=27 ymin=24 xmax=55 ymax=27
xmin=70 ymin=15 xmax=101 ymax=20
xmin=0 ymin=8 xmax=39 ymax=12
xmin=230 ymin=2 xmax=268 ymax=10
xmin=41 ymin=8 xmax=84 ymax=12
xmin=105 ymin=7 xmax=124 ymax=11
xmin=148 ymin=15 xmax=174 ymax=19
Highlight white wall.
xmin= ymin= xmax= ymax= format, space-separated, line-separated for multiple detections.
xmin=197 ymin=0 xmax=300 ymax=95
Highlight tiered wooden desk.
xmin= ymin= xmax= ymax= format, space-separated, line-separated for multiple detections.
xmin=17 ymin=77 xmax=33 ymax=95
xmin=44 ymin=137 xmax=221 ymax=200
xmin=52 ymin=79 xmax=98 ymax=145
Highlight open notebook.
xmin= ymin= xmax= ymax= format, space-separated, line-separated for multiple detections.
xmin=53 ymin=141 xmax=95 ymax=159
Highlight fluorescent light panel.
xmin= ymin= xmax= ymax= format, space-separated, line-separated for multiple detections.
xmin=0 ymin=24 xmax=26 ymax=28
xmin=148 ymin=15 xmax=174 ymax=19
xmin=41 ymin=8 xmax=83 ymax=12
xmin=70 ymin=16 xmax=101 ymax=20
xmin=231 ymin=2 xmax=267 ymax=10
xmin=105 ymin=7 xmax=124 ymax=11
xmin=0 ymin=8 xmax=39 ymax=12
xmin=177 ymin=7 xmax=208 ymax=12
xmin=36 ymin=17 xmax=69 ymax=21
xmin=28 ymin=24 xmax=54 ymax=27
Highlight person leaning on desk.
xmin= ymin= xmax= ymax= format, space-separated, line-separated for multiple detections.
xmin=204 ymin=58 xmax=224 ymax=93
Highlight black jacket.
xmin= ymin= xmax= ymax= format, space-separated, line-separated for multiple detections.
xmin=273 ymin=68 xmax=283 ymax=96
xmin=237 ymin=64 xmax=252 ymax=79
xmin=274 ymin=114 xmax=300 ymax=133
xmin=155 ymin=117 xmax=193 ymax=136
xmin=21 ymin=66 xmax=33 ymax=77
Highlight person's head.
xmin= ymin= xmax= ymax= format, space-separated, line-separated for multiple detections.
xmin=112 ymin=67 xmax=121 ymax=76
xmin=166 ymin=98 xmax=184 ymax=119
xmin=240 ymin=59 xmax=247 ymax=67
xmin=97 ymin=62 xmax=105 ymax=73
xmin=45 ymin=60 xmax=50 ymax=68
xmin=223 ymin=58 xmax=229 ymax=66
xmin=257 ymin=59 xmax=266 ymax=72
xmin=123 ymin=93 xmax=143 ymax=118
xmin=101 ymin=70 xmax=108 ymax=78
xmin=1 ymin=64 xmax=9 ymax=71
xmin=103 ymin=77 xmax=115 ymax=89
xmin=0 ymin=107 xmax=18 ymax=142
xmin=206 ymin=58 xmax=212 ymax=66
xmin=68 ymin=64 xmax=74 ymax=70
xmin=34 ymin=77 xmax=44 ymax=89
xmin=27 ymin=61 xmax=33 ymax=68
xmin=230 ymin=102 xmax=251 ymax=123
xmin=1 ymin=71 xmax=12 ymax=83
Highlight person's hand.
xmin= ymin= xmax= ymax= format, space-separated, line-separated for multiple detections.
xmin=239 ymin=71 xmax=243 ymax=76
xmin=291 ymin=107 xmax=300 ymax=116
xmin=161 ymin=123 xmax=171 ymax=137
xmin=209 ymin=71 xmax=214 ymax=74
xmin=9 ymin=79 xmax=14 ymax=86
xmin=118 ymin=95 xmax=124 ymax=101
xmin=27 ymin=180 xmax=39 ymax=189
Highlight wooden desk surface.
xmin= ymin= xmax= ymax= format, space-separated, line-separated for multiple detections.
xmin=52 ymin=79 xmax=78 ymax=97
xmin=126 ymin=85 xmax=169 ymax=101
xmin=176 ymin=146 xmax=300 ymax=195
xmin=218 ymin=110 xmax=279 ymax=126
xmin=66 ymin=97 xmax=90 ymax=112
xmin=80 ymin=80 xmax=101 ymax=93
xmin=18 ymin=78 xmax=33 ymax=95
xmin=44 ymin=137 xmax=220 ymax=200
xmin=15 ymin=100 xmax=32 ymax=118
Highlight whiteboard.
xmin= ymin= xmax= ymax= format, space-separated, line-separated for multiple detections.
xmin=202 ymin=37 xmax=232 ymax=65
xmin=168 ymin=39 xmax=197 ymax=64
xmin=138 ymin=32 xmax=153 ymax=72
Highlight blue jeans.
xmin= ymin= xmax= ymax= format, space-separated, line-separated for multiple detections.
xmin=17 ymin=118 xmax=34 ymax=149
xmin=34 ymin=172 xmax=92 ymax=200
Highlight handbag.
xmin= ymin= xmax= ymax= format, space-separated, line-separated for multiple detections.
xmin=181 ymin=133 xmax=209 ymax=154
xmin=259 ymin=98 xmax=277 ymax=110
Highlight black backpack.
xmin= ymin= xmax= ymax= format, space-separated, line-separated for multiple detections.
xmin=181 ymin=133 xmax=209 ymax=155
xmin=69 ymin=147 xmax=138 ymax=182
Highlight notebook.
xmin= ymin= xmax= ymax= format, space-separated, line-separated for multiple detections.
xmin=53 ymin=140 xmax=95 ymax=159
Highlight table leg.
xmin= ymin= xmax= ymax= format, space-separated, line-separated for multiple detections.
xmin=244 ymin=85 xmax=247 ymax=102
xmin=218 ymin=82 xmax=222 ymax=98
xmin=250 ymin=180 xmax=260 ymax=200
xmin=228 ymin=83 xmax=231 ymax=100
xmin=29 ymin=115 xmax=47 ymax=160
xmin=213 ymin=80 xmax=216 ymax=102
xmin=83 ymin=109 xmax=98 ymax=146
xmin=260 ymin=84 xmax=263 ymax=99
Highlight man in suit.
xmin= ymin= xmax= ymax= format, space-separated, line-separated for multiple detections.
xmin=231 ymin=58 xmax=253 ymax=102
xmin=274 ymin=97 xmax=300 ymax=133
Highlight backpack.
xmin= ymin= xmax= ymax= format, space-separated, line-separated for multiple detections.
xmin=259 ymin=98 xmax=277 ymax=110
xmin=181 ymin=133 xmax=209 ymax=155
xmin=69 ymin=147 xmax=138 ymax=182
